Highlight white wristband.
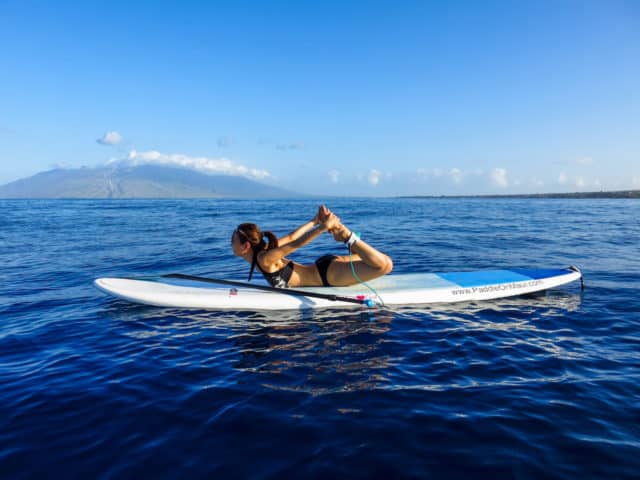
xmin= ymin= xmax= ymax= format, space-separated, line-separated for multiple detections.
xmin=345 ymin=231 xmax=358 ymax=247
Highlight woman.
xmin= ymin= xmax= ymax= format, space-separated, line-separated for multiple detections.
xmin=231 ymin=205 xmax=393 ymax=288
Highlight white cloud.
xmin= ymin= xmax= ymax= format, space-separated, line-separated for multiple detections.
xmin=119 ymin=149 xmax=270 ymax=179
xmin=449 ymin=168 xmax=462 ymax=184
xmin=276 ymin=142 xmax=305 ymax=151
xmin=368 ymin=169 xmax=381 ymax=186
xmin=217 ymin=136 xmax=234 ymax=148
xmin=416 ymin=168 xmax=445 ymax=178
xmin=575 ymin=176 xmax=585 ymax=188
xmin=558 ymin=172 xmax=567 ymax=185
xmin=490 ymin=168 xmax=508 ymax=188
xmin=575 ymin=157 xmax=593 ymax=166
xmin=0 ymin=125 xmax=16 ymax=135
xmin=633 ymin=177 xmax=640 ymax=187
xmin=328 ymin=169 xmax=340 ymax=184
xmin=97 ymin=131 xmax=123 ymax=146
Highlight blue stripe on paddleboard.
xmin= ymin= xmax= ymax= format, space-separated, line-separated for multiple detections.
xmin=509 ymin=268 xmax=571 ymax=280
xmin=439 ymin=270 xmax=533 ymax=288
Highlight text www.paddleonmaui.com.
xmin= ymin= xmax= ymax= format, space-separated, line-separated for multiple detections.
xmin=451 ymin=279 xmax=544 ymax=296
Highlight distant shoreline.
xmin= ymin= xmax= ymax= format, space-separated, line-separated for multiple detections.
xmin=399 ymin=190 xmax=640 ymax=199
xmin=2 ymin=189 xmax=639 ymax=200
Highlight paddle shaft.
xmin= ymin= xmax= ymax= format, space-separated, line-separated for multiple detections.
xmin=162 ymin=273 xmax=372 ymax=306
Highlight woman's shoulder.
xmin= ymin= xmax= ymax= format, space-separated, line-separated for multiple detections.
xmin=257 ymin=249 xmax=290 ymax=269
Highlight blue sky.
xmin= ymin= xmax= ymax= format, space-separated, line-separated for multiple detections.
xmin=1 ymin=0 xmax=638 ymax=195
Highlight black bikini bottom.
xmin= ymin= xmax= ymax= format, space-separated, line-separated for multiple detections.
xmin=315 ymin=254 xmax=338 ymax=287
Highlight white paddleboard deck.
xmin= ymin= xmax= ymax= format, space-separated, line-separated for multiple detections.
xmin=94 ymin=267 xmax=582 ymax=310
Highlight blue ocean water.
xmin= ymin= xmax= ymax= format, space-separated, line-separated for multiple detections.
xmin=1 ymin=198 xmax=639 ymax=479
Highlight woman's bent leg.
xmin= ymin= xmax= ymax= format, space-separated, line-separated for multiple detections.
xmin=325 ymin=224 xmax=393 ymax=286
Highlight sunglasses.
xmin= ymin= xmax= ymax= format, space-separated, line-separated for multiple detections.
xmin=233 ymin=227 xmax=250 ymax=244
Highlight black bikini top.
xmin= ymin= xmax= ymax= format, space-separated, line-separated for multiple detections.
xmin=249 ymin=249 xmax=294 ymax=288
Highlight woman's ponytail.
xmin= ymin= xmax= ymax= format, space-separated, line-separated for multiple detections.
xmin=263 ymin=231 xmax=279 ymax=251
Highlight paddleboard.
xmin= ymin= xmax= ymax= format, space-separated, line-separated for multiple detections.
xmin=94 ymin=266 xmax=582 ymax=310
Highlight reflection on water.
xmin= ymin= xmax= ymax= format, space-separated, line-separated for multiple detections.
xmin=103 ymin=290 xmax=585 ymax=396
xmin=231 ymin=310 xmax=395 ymax=395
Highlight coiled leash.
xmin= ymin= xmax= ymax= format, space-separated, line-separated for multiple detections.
xmin=345 ymin=231 xmax=385 ymax=308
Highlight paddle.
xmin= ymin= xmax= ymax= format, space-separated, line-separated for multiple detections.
xmin=162 ymin=273 xmax=377 ymax=307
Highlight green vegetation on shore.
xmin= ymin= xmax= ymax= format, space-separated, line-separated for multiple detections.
xmin=401 ymin=190 xmax=640 ymax=199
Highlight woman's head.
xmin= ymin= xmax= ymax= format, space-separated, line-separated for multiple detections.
xmin=231 ymin=223 xmax=278 ymax=256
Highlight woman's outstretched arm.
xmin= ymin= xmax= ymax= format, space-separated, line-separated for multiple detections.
xmin=278 ymin=205 xmax=331 ymax=246
xmin=277 ymin=219 xmax=317 ymax=247
xmin=260 ymin=213 xmax=336 ymax=265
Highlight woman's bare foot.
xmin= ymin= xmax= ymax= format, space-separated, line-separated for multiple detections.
xmin=322 ymin=213 xmax=354 ymax=242
xmin=330 ymin=222 xmax=351 ymax=243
